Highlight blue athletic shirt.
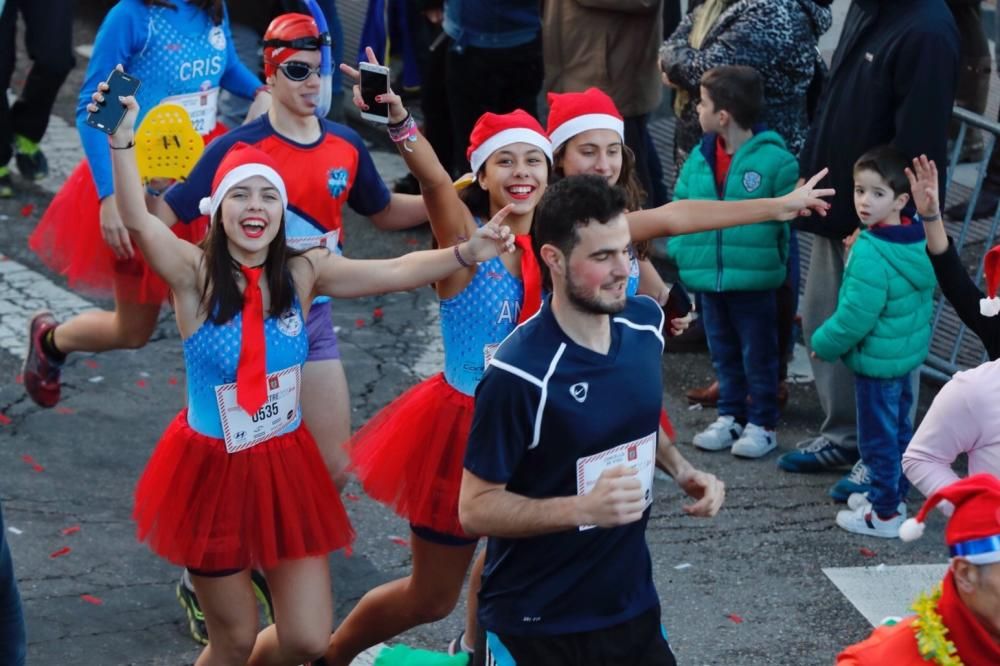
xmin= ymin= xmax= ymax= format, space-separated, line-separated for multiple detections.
xmin=184 ymin=298 xmax=308 ymax=439
xmin=465 ymin=295 xmax=665 ymax=637
xmin=79 ymin=0 xmax=260 ymax=199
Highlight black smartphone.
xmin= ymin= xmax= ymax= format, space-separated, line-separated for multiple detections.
xmin=359 ymin=62 xmax=390 ymax=124
xmin=86 ymin=70 xmax=141 ymax=135
xmin=664 ymin=282 xmax=692 ymax=325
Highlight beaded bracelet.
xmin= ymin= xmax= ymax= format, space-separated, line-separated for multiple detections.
xmin=454 ymin=243 xmax=474 ymax=268
xmin=387 ymin=113 xmax=418 ymax=151
xmin=921 ymin=212 xmax=941 ymax=223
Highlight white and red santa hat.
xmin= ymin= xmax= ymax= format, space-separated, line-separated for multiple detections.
xmin=466 ymin=109 xmax=552 ymax=175
xmin=981 ymin=245 xmax=1000 ymax=316
xmin=546 ymin=87 xmax=625 ymax=152
xmin=899 ymin=473 xmax=1000 ymax=565
xmin=198 ymin=142 xmax=288 ymax=220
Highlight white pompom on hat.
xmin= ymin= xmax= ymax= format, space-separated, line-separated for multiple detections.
xmin=546 ymin=87 xmax=625 ymax=152
xmin=197 ymin=142 xmax=288 ymax=221
xmin=900 ymin=474 xmax=1000 ymax=566
xmin=466 ymin=109 xmax=552 ymax=175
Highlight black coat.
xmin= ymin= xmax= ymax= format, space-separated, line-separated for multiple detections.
xmin=797 ymin=0 xmax=959 ymax=239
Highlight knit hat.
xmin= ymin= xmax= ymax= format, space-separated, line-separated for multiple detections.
xmin=198 ymin=143 xmax=288 ymax=220
xmin=899 ymin=474 xmax=1000 ymax=565
xmin=262 ymin=13 xmax=324 ymax=78
xmin=980 ymin=245 xmax=1000 ymax=316
xmin=546 ymin=88 xmax=625 ymax=152
xmin=466 ymin=110 xmax=552 ymax=175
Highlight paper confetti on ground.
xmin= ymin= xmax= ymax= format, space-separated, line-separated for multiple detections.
xmin=726 ymin=614 xmax=744 ymax=624
xmin=674 ymin=562 xmax=692 ymax=570
xmin=8 ymin=527 xmax=22 ymax=535
xmin=60 ymin=525 xmax=81 ymax=536
xmin=80 ymin=594 xmax=103 ymax=605
xmin=50 ymin=546 xmax=72 ymax=559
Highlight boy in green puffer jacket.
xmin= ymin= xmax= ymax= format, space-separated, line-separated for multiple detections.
xmin=811 ymin=145 xmax=936 ymax=539
xmin=667 ymin=65 xmax=797 ymax=459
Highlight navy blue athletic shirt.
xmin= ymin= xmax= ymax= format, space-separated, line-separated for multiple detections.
xmin=465 ymin=295 xmax=665 ymax=637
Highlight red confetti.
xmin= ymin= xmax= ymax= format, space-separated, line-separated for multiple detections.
xmin=55 ymin=407 xmax=75 ymax=415
xmin=83 ymin=360 xmax=99 ymax=369
xmin=389 ymin=536 xmax=409 ymax=547
xmin=167 ymin=376 xmax=179 ymax=386
xmin=372 ymin=307 xmax=384 ymax=320
xmin=345 ymin=493 xmax=360 ymax=502
xmin=0 ymin=413 xmax=10 ymax=425
xmin=32 ymin=464 xmax=44 ymax=473
xmin=20 ymin=203 xmax=35 ymax=217
xmin=80 ymin=594 xmax=103 ymax=606
xmin=14 ymin=373 xmax=23 ymax=384
xmin=859 ymin=547 xmax=877 ymax=558
xmin=355 ymin=319 xmax=366 ymax=328
xmin=726 ymin=614 xmax=744 ymax=624
xmin=135 ymin=379 xmax=147 ymax=388
xmin=405 ymin=238 xmax=419 ymax=246
xmin=21 ymin=454 xmax=34 ymax=464
xmin=60 ymin=525 xmax=81 ymax=536
xmin=49 ymin=546 xmax=72 ymax=559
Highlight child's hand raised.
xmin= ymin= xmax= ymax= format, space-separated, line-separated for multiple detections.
xmin=904 ymin=155 xmax=940 ymax=219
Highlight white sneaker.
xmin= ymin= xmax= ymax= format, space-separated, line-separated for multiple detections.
xmin=731 ymin=423 xmax=777 ymax=458
xmin=847 ymin=492 xmax=907 ymax=515
xmin=692 ymin=415 xmax=743 ymax=451
xmin=835 ymin=503 xmax=906 ymax=538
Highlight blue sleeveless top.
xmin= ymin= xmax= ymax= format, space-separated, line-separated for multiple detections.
xmin=440 ymin=251 xmax=524 ymax=397
xmin=183 ymin=298 xmax=309 ymax=439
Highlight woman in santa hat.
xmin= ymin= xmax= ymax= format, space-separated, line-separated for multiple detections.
xmin=98 ymin=74 xmax=513 ymax=665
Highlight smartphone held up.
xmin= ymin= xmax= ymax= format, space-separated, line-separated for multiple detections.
xmin=359 ymin=62 xmax=390 ymax=124
xmin=86 ymin=69 xmax=141 ymax=135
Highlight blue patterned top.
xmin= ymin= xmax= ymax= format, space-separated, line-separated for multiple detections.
xmin=183 ymin=298 xmax=308 ymax=439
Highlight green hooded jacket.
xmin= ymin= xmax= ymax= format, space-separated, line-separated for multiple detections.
xmin=667 ymin=129 xmax=798 ymax=292
xmin=810 ymin=223 xmax=936 ymax=378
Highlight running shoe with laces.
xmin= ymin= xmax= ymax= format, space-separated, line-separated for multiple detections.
xmin=22 ymin=311 xmax=63 ymax=408
xmin=14 ymin=134 xmax=48 ymax=181
xmin=176 ymin=574 xmax=208 ymax=646
xmin=731 ymin=423 xmax=777 ymax=459
xmin=847 ymin=492 xmax=906 ymax=515
xmin=776 ymin=436 xmax=859 ymax=473
xmin=829 ymin=460 xmax=872 ymax=503
xmin=835 ymin=502 xmax=905 ymax=538
xmin=692 ymin=415 xmax=743 ymax=451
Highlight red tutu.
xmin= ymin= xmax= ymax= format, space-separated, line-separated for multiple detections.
xmin=134 ymin=410 xmax=353 ymax=571
xmin=29 ymin=124 xmax=223 ymax=304
xmin=349 ymin=373 xmax=472 ymax=537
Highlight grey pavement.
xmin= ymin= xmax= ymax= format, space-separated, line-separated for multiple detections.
xmin=0 ymin=2 xmax=963 ymax=665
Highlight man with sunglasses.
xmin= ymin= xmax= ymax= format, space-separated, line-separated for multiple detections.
xmin=155 ymin=11 xmax=427 ymax=645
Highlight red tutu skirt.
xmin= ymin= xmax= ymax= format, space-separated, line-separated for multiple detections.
xmin=134 ymin=410 xmax=353 ymax=571
xmin=29 ymin=125 xmax=224 ymax=304
xmin=349 ymin=373 xmax=472 ymax=538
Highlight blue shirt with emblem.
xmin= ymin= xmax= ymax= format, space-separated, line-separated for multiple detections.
xmin=464 ymin=295 xmax=665 ymax=636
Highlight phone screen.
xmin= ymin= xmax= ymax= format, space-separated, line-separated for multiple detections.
xmin=360 ymin=67 xmax=389 ymax=120
xmin=86 ymin=71 xmax=141 ymax=135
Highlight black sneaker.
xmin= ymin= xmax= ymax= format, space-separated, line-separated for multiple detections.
xmin=15 ymin=148 xmax=48 ymax=181
xmin=176 ymin=575 xmax=208 ymax=645
xmin=0 ymin=168 xmax=12 ymax=199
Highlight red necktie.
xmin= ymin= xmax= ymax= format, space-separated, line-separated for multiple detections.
xmin=514 ymin=235 xmax=542 ymax=324
xmin=236 ymin=266 xmax=267 ymax=415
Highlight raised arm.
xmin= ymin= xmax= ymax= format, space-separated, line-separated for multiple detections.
xmin=341 ymin=48 xmax=475 ymax=247
xmin=628 ymin=169 xmax=834 ymax=242
xmin=100 ymin=77 xmax=200 ymax=290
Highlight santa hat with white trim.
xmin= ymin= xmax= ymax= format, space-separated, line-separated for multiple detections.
xmin=466 ymin=110 xmax=552 ymax=175
xmin=899 ymin=474 xmax=1000 ymax=565
xmin=198 ymin=142 xmax=288 ymax=220
xmin=546 ymin=88 xmax=625 ymax=152
xmin=980 ymin=245 xmax=1000 ymax=316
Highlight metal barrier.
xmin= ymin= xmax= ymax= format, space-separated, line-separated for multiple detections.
xmin=922 ymin=106 xmax=1000 ymax=382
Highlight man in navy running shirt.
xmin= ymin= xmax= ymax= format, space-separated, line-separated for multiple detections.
xmin=461 ymin=175 xmax=677 ymax=665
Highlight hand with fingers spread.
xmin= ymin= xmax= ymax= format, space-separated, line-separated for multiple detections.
xmin=777 ymin=168 xmax=835 ymax=221
xmin=904 ymin=155 xmax=941 ymax=220
xmin=461 ymin=203 xmax=516 ymax=262
xmin=339 ymin=46 xmax=408 ymax=124
xmin=577 ymin=465 xmax=647 ymax=528
xmin=675 ymin=468 xmax=725 ymax=518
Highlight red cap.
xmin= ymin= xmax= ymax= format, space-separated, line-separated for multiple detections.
xmin=899 ymin=474 xmax=1000 ymax=564
xmin=263 ymin=13 xmax=321 ymax=78
xmin=546 ymin=88 xmax=625 ymax=151
xmin=466 ymin=109 xmax=552 ymax=174
xmin=198 ymin=143 xmax=288 ymax=219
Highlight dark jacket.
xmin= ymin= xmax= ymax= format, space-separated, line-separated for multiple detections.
xmin=929 ymin=238 xmax=1000 ymax=360
xmin=796 ymin=0 xmax=959 ymax=240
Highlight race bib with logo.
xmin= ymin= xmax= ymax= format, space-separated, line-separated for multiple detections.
xmin=215 ymin=366 xmax=301 ymax=453
xmin=162 ymin=87 xmax=219 ymax=135
xmin=575 ymin=432 xmax=656 ymax=531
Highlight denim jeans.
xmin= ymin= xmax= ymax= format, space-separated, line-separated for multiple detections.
xmin=701 ymin=290 xmax=779 ymax=429
xmin=855 ymin=373 xmax=914 ymax=518
xmin=1 ymin=501 xmax=27 ymax=666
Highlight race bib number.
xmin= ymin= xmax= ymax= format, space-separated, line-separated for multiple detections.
xmin=287 ymin=229 xmax=341 ymax=254
xmin=162 ymin=87 xmax=219 ymax=135
xmin=215 ymin=366 xmax=301 ymax=453
xmin=575 ymin=432 xmax=656 ymax=531
xmin=483 ymin=343 xmax=500 ymax=368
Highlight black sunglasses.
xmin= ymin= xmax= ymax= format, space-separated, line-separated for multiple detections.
xmin=274 ymin=61 xmax=322 ymax=81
